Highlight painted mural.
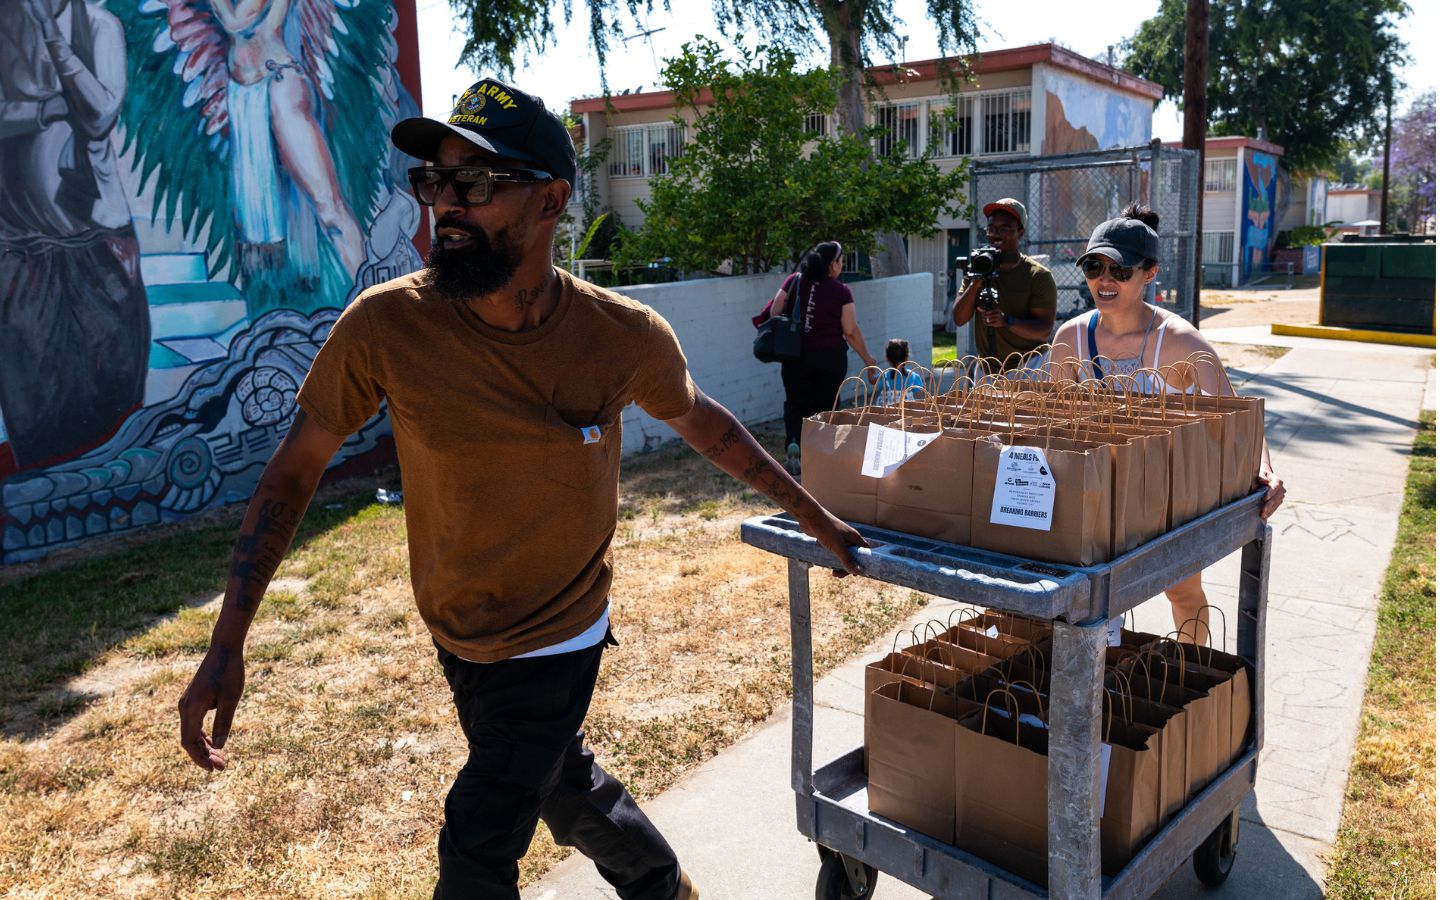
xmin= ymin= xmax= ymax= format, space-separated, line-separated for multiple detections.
xmin=1040 ymin=69 xmax=1152 ymax=156
xmin=1241 ymin=151 xmax=1278 ymax=277
xmin=0 ymin=0 xmax=422 ymax=562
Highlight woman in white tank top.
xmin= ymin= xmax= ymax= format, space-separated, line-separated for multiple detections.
xmin=1050 ymin=205 xmax=1286 ymax=643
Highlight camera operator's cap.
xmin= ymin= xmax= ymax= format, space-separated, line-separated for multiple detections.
xmin=1075 ymin=217 xmax=1160 ymax=267
xmin=391 ymin=78 xmax=577 ymax=190
xmin=982 ymin=198 xmax=1027 ymax=228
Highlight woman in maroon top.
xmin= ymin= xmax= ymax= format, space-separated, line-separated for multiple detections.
xmin=767 ymin=241 xmax=877 ymax=474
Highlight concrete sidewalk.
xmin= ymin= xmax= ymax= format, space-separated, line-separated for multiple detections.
xmin=526 ymin=329 xmax=1434 ymax=900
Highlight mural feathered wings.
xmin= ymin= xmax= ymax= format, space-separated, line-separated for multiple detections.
xmin=110 ymin=0 xmax=410 ymax=282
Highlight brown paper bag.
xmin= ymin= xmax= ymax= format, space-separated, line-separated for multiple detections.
xmin=875 ymin=428 xmax=981 ymax=546
xmin=867 ymin=681 xmax=968 ymax=843
xmin=970 ymin=433 xmax=1114 ymax=566
xmin=1057 ymin=422 xmax=1173 ymax=554
xmin=1100 ymin=691 xmax=1164 ymax=875
xmin=1108 ymin=646 xmax=1221 ymax=796
xmin=1162 ymin=392 xmax=1265 ymax=504
xmin=1123 ymin=626 xmax=1253 ymax=767
xmin=954 ymin=690 xmax=1051 ymax=886
xmin=958 ymin=609 xmax=1054 ymax=643
xmin=1106 ymin=406 xmax=1214 ymax=527
xmin=864 ymin=651 xmax=969 ymax=772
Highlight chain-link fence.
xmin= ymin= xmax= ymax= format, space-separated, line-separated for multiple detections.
xmin=970 ymin=141 xmax=1200 ymax=321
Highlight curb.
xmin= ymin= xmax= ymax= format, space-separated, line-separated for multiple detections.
xmin=1269 ymin=323 xmax=1436 ymax=348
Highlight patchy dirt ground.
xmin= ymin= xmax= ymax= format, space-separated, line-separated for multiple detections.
xmin=1199 ymin=286 xmax=1320 ymax=330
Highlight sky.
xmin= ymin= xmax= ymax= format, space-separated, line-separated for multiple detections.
xmin=414 ymin=0 xmax=1441 ymax=145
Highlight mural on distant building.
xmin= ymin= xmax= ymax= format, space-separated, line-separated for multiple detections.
xmin=1241 ymin=151 xmax=1278 ymax=276
xmin=1040 ymin=70 xmax=1152 ymax=156
xmin=1035 ymin=69 xmax=1153 ymax=274
xmin=0 ymin=0 xmax=422 ymax=562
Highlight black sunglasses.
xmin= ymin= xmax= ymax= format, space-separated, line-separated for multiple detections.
xmin=406 ymin=165 xmax=554 ymax=207
xmin=1079 ymin=258 xmax=1142 ymax=281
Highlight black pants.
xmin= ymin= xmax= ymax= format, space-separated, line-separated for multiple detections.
xmin=434 ymin=639 xmax=680 ymax=900
xmin=781 ymin=343 xmax=848 ymax=448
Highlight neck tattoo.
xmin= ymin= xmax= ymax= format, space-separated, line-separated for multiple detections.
xmin=515 ymin=279 xmax=548 ymax=312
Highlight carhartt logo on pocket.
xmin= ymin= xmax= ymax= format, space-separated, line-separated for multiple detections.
xmin=581 ymin=426 xmax=602 ymax=444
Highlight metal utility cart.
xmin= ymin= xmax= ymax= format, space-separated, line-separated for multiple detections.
xmin=739 ymin=490 xmax=1271 ymax=900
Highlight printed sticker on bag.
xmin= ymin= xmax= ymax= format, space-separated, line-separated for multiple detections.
xmin=990 ymin=445 xmax=1056 ymax=530
xmin=1099 ymin=743 xmax=1112 ymax=816
xmin=860 ymin=423 xmax=941 ymax=479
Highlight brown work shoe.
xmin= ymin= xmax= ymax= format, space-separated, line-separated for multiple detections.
xmin=676 ymin=868 xmax=700 ymax=900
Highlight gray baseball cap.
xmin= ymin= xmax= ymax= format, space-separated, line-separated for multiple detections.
xmin=1076 ymin=218 xmax=1159 ymax=266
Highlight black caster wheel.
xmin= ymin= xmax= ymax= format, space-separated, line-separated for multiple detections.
xmin=1192 ymin=811 xmax=1239 ymax=887
xmin=815 ymin=846 xmax=878 ymax=900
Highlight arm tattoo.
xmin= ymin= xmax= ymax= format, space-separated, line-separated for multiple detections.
xmin=703 ymin=423 xmax=743 ymax=461
xmin=742 ymin=455 xmax=803 ymax=511
xmin=207 ymin=647 xmax=233 ymax=690
xmin=230 ymin=497 xmax=302 ymax=613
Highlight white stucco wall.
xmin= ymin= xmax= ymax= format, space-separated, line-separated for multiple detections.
xmin=611 ymin=272 xmax=934 ymax=455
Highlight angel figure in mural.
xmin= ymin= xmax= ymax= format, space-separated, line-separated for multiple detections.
xmin=125 ymin=0 xmax=408 ymax=317
xmin=0 ymin=0 xmax=151 ymax=475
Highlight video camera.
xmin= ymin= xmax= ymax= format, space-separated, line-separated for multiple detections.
xmin=954 ymin=247 xmax=1002 ymax=311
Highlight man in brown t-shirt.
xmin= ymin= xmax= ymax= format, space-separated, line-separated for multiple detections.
xmin=951 ymin=198 xmax=1058 ymax=371
xmin=176 ymin=78 xmax=866 ymax=900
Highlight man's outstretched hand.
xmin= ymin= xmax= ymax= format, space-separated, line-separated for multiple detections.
xmin=177 ymin=644 xmax=245 ymax=771
xmin=797 ymin=506 xmax=869 ymax=577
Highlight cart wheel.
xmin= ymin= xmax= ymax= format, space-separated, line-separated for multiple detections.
xmin=1192 ymin=812 xmax=1238 ymax=887
xmin=815 ymin=847 xmax=878 ymax=900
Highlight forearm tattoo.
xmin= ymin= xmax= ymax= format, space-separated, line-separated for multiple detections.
xmin=742 ymin=455 xmax=803 ymax=511
xmin=231 ymin=497 xmax=302 ymax=613
xmin=703 ymin=423 xmax=743 ymax=461
xmin=207 ymin=647 xmax=233 ymax=690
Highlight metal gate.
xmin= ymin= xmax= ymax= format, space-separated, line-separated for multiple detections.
xmin=969 ymin=140 xmax=1201 ymax=321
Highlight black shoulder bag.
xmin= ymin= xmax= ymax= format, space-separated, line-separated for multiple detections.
xmin=753 ymin=275 xmax=803 ymax=363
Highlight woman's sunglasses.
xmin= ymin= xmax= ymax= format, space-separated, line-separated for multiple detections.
xmin=406 ymin=166 xmax=554 ymax=207
xmin=1079 ymin=258 xmax=1142 ymax=281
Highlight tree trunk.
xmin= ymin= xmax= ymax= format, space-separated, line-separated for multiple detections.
xmin=816 ymin=0 xmax=909 ymax=277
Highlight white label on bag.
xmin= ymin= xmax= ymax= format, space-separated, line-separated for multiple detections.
xmin=1099 ymin=743 xmax=1112 ymax=816
xmin=861 ymin=423 xmax=941 ymax=478
xmin=985 ymin=625 xmax=1000 ymax=639
xmin=989 ymin=445 xmax=1056 ymax=530
xmin=1106 ymin=615 xmax=1124 ymax=648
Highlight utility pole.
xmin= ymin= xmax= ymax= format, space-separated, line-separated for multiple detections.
xmin=1183 ymin=0 xmax=1208 ymax=326
xmin=1379 ymin=80 xmax=1393 ymax=234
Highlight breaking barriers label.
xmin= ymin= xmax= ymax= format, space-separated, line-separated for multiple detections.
xmin=989 ymin=445 xmax=1056 ymax=531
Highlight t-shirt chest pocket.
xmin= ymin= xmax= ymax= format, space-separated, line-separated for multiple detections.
xmin=536 ymin=404 xmax=621 ymax=490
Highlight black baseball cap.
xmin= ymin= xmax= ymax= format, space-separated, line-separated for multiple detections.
xmin=1076 ymin=217 xmax=1160 ymax=266
xmin=391 ymin=78 xmax=577 ymax=190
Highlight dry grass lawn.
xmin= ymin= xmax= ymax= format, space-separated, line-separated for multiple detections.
xmin=1324 ymin=413 xmax=1435 ymax=898
xmin=0 ymin=423 xmax=924 ymax=898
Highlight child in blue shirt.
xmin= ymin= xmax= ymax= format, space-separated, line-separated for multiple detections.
xmin=877 ymin=339 xmax=926 ymax=405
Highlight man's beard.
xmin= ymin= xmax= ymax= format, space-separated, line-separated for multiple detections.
xmin=424 ymin=218 xmax=524 ymax=301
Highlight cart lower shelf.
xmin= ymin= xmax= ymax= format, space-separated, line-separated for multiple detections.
xmin=805 ymin=744 xmax=1258 ymax=900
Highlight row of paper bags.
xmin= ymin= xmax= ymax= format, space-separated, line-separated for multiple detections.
xmin=802 ymin=384 xmax=1265 ymax=566
xmin=864 ymin=609 xmax=1252 ymax=883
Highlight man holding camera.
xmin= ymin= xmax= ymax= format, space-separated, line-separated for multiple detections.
xmin=951 ymin=198 xmax=1057 ymax=369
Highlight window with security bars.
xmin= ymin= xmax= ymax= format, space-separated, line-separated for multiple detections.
xmin=1202 ymin=231 xmax=1235 ymax=263
xmin=980 ymin=89 xmax=1031 ymax=155
xmin=607 ymin=124 xmax=687 ymax=178
xmin=803 ymin=111 xmax=831 ymax=138
xmin=1204 ymin=158 xmax=1237 ymax=193
xmin=936 ymin=97 xmax=972 ymax=157
xmin=876 ymin=101 xmax=922 ymax=158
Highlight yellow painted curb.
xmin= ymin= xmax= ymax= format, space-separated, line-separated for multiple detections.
xmin=1270 ymin=323 xmax=1436 ymax=348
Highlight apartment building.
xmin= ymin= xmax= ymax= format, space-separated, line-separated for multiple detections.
xmin=568 ymin=43 xmax=1162 ymax=305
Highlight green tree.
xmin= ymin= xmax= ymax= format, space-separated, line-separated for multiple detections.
xmin=613 ymin=40 xmax=969 ymax=277
xmin=1122 ymin=0 xmax=1408 ymax=172
xmin=445 ymin=0 xmax=984 ymax=276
